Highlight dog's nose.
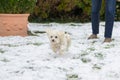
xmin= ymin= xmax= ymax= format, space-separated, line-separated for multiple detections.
xmin=52 ymin=39 xmax=54 ymax=42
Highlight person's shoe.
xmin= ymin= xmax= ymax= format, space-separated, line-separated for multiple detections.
xmin=103 ymin=38 xmax=112 ymax=43
xmin=88 ymin=34 xmax=98 ymax=39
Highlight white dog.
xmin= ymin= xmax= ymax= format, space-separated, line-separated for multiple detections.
xmin=46 ymin=29 xmax=71 ymax=55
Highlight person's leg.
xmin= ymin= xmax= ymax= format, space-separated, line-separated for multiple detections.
xmin=104 ymin=0 xmax=116 ymax=38
xmin=91 ymin=0 xmax=102 ymax=35
xmin=88 ymin=0 xmax=102 ymax=39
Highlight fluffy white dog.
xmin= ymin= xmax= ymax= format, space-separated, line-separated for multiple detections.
xmin=46 ymin=29 xmax=71 ymax=55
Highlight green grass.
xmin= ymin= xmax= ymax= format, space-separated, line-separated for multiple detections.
xmin=70 ymin=23 xmax=82 ymax=26
xmin=92 ymin=64 xmax=102 ymax=70
xmin=81 ymin=58 xmax=91 ymax=63
xmin=66 ymin=74 xmax=79 ymax=80
xmin=104 ymin=44 xmax=115 ymax=49
xmin=0 ymin=58 xmax=10 ymax=62
xmin=94 ymin=52 xmax=104 ymax=60
xmin=27 ymin=42 xmax=43 ymax=46
xmin=0 ymin=49 xmax=6 ymax=54
xmin=1 ymin=44 xmax=19 ymax=47
xmin=80 ymin=47 xmax=95 ymax=57
xmin=91 ymin=41 xmax=97 ymax=44
xmin=0 ymin=42 xmax=43 ymax=48
xmin=80 ymin=51 xmax=89 ymax=57
xmin=87 ymin=47 xmax=95 ymax=51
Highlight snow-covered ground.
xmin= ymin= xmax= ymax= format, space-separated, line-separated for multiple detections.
xmin=0 ymin=22 xmax=120 ymax=80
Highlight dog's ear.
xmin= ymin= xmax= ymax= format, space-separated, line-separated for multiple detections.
xmin=45 ymin=28 xmax=52 ymax=35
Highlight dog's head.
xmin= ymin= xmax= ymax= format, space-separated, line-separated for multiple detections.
xmin=46 ymin=29 xmax=64 ymax=44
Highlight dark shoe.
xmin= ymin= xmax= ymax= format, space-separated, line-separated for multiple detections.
xmin=103 ymin=38 xmax=112 ymax=43
xmin=88 ymin=34 xmax=98 ymax=39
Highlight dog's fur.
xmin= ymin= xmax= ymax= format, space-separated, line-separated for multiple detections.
xmin=46 ymin=29 xmax=71 ymax=55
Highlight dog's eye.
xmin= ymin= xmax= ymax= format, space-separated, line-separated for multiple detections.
xmin=51 ymin=36 xmax=53 ymax=38
xmin=55 ymin=36 xmax=57 ymax=38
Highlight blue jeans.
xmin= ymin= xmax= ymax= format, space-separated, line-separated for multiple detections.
xmin=91 ymin=0 xmax=116 ymax=38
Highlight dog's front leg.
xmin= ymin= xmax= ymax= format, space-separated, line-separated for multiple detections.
xmin=51 ymin=46 xmax=57 ymax=53
xmin=59 ymin=45 xmax=66 ymax=55
xmin=52 ymin=48 xmax=58 ymax=53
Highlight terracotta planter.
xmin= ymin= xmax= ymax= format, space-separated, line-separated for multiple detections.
xmin=0 ymin=14 xmax=29 ymax=36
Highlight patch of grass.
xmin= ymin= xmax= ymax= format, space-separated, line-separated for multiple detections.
xmin=58 ymin=67 xmax=67 ymax=72
xmin=23 ymin=66 xmax=35 ymax=71
xmin=32 ymin=43 xmax=43 ymax=46
xmin=87 ymin=47 xmax=95 ymax=51
xmin=91 ymin=41 xmax=97 ymax=44
xmin=27 ymin=42 xmax=43 ymax=46
xmin=34 ymin=31 xmax=46 ymax=34
xmin=70 ymin=23 xmax=82 ymax=26
xmin=104 ymin=44 xmax=115 ymax=49
xmin=2 ymin=42 xmax=43 ymax=47
xmin=72 ymin=56 xmax=79 ymax=59
xmin=1 ymin=44 xmax=19 ymax=47
xmin=80 ymin=51 xmax=89 ymax=57
xmin=0 ymin=58 xmax=10 ymax=62
xmin=81 ymin=58 xmax=91 ymax=63
xmin=80 ymin=47 xmax=95 ymax=57
xmin=66 ymin=74 xmax=79 ymax=80
xmin=92 ymin=64 xmax=101 ymax=70
xmin=14 ymin=70 xmax=24 ymax=74
xmin=94 ymin=52 xmax=104 ymax=60
xmin=72 ymin=53 xmax=81 ymax=59
xmin=70 ymin=23 xmax=76 ymax=26
xmin=0 ymin=49 xmax=6 ymax=54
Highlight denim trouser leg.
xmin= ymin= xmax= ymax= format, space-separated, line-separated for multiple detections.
xmin=91 ymin=0 xmax=102 ymax=35
xmin=105 ymin=0 xmax=116 ymax=38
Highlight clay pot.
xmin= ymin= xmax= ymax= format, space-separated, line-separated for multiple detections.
xmin=0 ymin=14 xmax=29 ymax=36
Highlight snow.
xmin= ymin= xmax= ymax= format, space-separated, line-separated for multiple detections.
xmin=0 ymin=22 xmax=120 ymax=80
